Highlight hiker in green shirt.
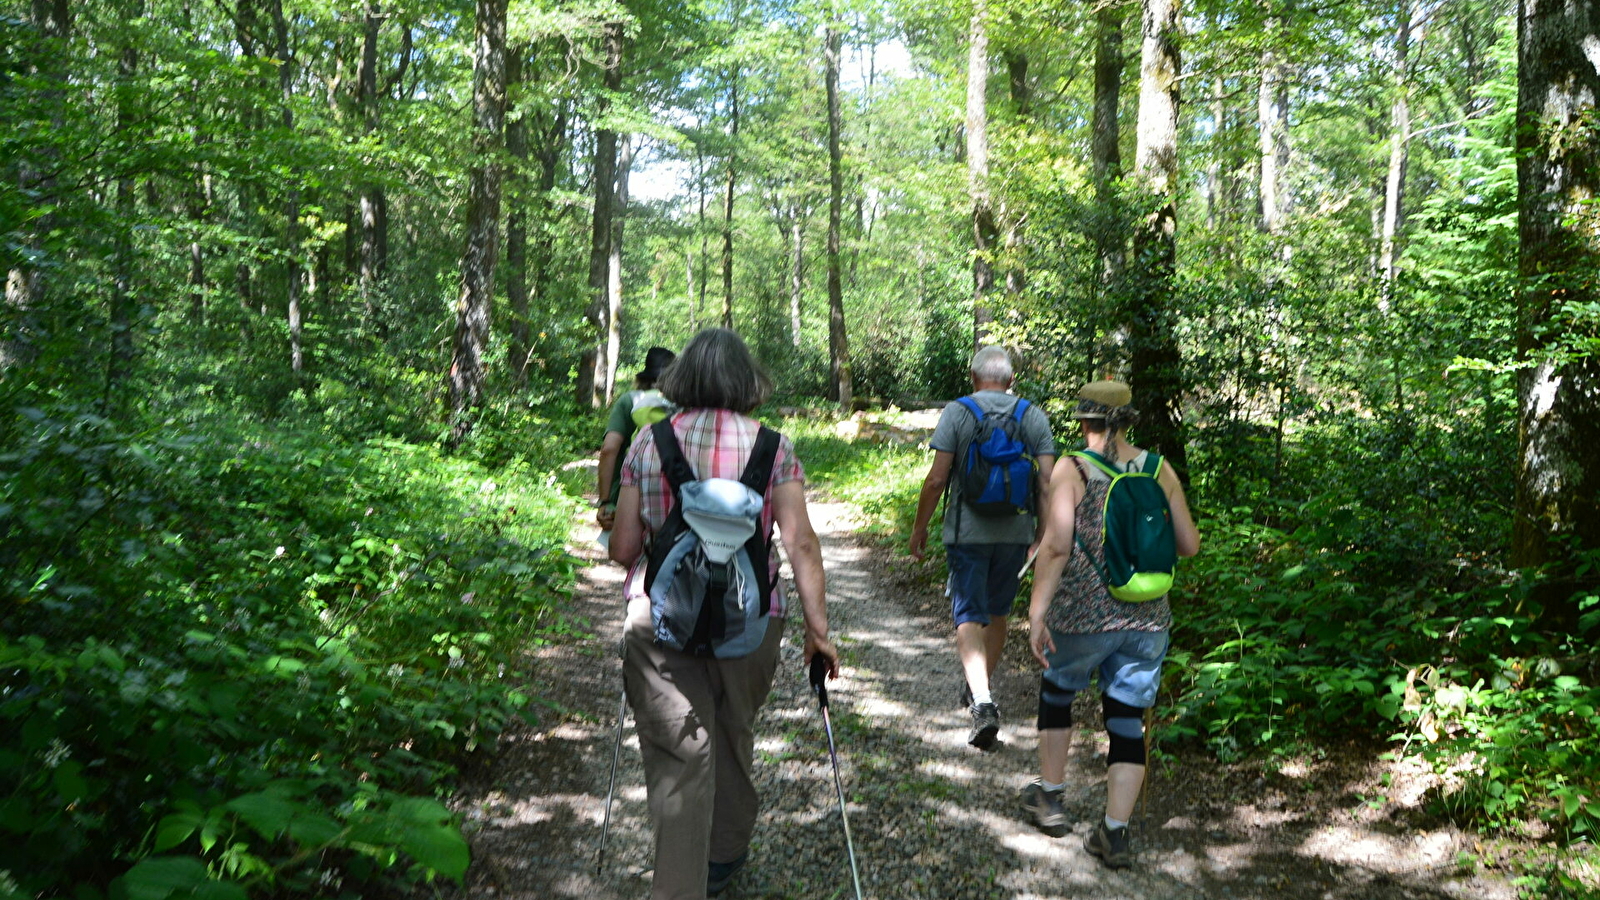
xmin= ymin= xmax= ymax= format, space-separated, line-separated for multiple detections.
xmin=597 ymin=346 xmax=677 ymax=531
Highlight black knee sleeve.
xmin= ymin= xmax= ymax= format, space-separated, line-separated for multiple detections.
xmin=1103 ymin=695 xmax=1147 ymax=766
xmin=1037 ymin=677 xmax=1075 ymax=730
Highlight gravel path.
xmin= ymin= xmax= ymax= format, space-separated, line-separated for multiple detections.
xmin=451 ymin=499 xmax=1516 ymax=900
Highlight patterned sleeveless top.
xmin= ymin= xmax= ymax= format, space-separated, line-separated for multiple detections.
xmin=1045 ymin=450 xmax=1173 ymax=635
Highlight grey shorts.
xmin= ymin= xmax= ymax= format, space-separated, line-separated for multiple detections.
xmin=1042 ymin=629 xmax=1169 ymax=708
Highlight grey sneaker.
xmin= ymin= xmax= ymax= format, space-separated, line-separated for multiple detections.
xmin=1085 ymin=821 xmax=1132 ymax=868
xmin=1018 ymin=780 xmax=1068 ymax=836
xmin=967 ymin=702 xmax=1000 ymax=749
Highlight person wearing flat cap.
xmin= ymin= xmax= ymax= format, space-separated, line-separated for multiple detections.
xmin=1016 ymin=380 xmax=1200 ymax=869
xmin=597 ymin=346 xmax=677 ymax=532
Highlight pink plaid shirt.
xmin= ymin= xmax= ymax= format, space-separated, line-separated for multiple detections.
xmin=620 ymin=408 xmax=805 ymax=615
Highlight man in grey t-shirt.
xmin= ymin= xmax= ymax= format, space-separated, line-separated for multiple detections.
xmin=910 ymin=346 xmax=1056 ymax=748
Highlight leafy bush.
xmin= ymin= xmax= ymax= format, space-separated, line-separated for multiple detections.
xmin=0 ymin=404 xmax=581 ymax=898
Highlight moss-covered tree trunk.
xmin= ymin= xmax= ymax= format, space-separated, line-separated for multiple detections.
xmin=1513 ymin=0 xmax=1600 ymax=622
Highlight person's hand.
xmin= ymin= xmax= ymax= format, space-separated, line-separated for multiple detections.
xmin=804 ymin=632 xmax=840 ymax=680
xmin=1029 ymin=615 xmax=1055 ymax=668
xmin=908 ymin=524 xmax=928 ymax=562
xmin=596 ymin=503 xmax=616 ymax=530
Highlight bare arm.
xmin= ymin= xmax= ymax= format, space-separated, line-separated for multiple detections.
xmin=608 ymin=484 xmax=643 ymax=566
xmin=596 ymin=431 xmax=626 ymax=528
xmin=1032 ymin=453 xmax=1056 ymax=541
xmin=1158 ymin=463 xmax=1200 ymax=558
xmin=771 ymin=479 xmax=838 ymax=676
xmin=1028 ymin=456 xmax=1082 ymax=666
xmin=909 ymin=450 xmax=954 ymax=561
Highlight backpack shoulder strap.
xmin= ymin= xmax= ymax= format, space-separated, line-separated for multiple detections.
xmin=955 ymin=395 xmax=984 ymax=421
xmin=739 ymin=426 xmax=782 ymax=493
xmin=1142 ymin=452 xmax=1163 ymax=478
xmin=1010 ymin=397 xmax=1030 ymax=421
xmin=1069 ymin=449 xmax=1119 ymax=479
xmin=651 ymin=419 xmax=696 ymax=493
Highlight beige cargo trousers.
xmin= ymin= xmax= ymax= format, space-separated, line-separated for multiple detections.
xmin=622 ymin=593 xmax=784 ymax=900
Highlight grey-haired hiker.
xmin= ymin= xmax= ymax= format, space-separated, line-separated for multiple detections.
xmin=910 ymin=346 xmax=1056 ymax=749
xmin=1019 ymin=380 xmax=1199 ymax=867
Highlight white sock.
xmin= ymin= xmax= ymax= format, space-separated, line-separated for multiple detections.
xmin=971 ymin=687 xmax=993 ymax=706
xmin=1042 ymin=780 xmax=1065 ymax=793
xmin=1104 ymin=815 xmax=1127 ymax=831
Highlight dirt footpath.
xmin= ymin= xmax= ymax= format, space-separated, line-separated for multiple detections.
xmin=450 ymin=499 xmax=1515 ymax=900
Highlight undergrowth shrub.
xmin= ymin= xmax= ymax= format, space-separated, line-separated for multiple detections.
xmin=0 ymin=404 xmax=582 ymax=898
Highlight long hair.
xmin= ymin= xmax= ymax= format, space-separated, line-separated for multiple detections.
xmin=1076 ymin=400 xmax=1141 ymax=464
xmin=657 ymin=328 xmax=773 ymax=413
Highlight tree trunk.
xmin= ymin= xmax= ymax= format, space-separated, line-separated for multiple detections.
xmin=1512 ymin=0 xmax=1600 ymax=621
xmin=505 ymin=45 xmax=531 ymax=385
xmin=580 ymin=21 xmax=622 ymax=407
xmin=1256 ymin=36 xmax=1285 ymax=234
xmin=1003 ymin=51 xmax=1029 ymax=299
xmin=4 ymin=0 xmax=70 ymax=370
xmin=107 ymin=5 xmax=141 ymax=399
xmin=446 ymin=0 xmax=508 ymax=444
xmin=789 ymin=215 xmax=805 ymax=348
xmin=825 ymin=18 xmax=852 ymax=410
xmin=605 ymin=133 xmax=633 ymax=405
xmin=721 ymin=78 xmax=739 ymax=329
xmin=1129 ymin=0 xmax=1188 ymax=475
xmin=1378 ymin=0 xmax=1413 ymax=297
xmin=267 ymin=0 xmax=303 ymax=374
xmin=526 ymin=99 xmax=566 ymax=386
xmin=966 ymin=0 xmax=998 ymax=348
xmin=358 ymin=1 xmax=389 ymax=323
xmin=1092 ymin=4 xmax=1123 ymax=201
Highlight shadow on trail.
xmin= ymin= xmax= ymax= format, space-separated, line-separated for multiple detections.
xmin=450 ymin=500 xmax=1512 ymax=900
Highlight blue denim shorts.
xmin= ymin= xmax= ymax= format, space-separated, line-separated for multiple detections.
xmin=1042 ymin=629 xmax=1169 ymax=708
xmin=946 ymin=543 xmax=1029 ymax=627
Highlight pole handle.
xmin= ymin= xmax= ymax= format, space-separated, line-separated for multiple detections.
xmin=808 ymin=653 xmax=829 ymax=709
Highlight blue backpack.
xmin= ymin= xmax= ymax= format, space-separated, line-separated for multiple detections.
xmin=954 ymin=396 xmax=1038 ymax=517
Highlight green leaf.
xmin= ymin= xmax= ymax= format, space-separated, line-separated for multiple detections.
xmin=189 ymin=882 xmax=246 ymax=900
xmin=154 ymin=810 xmax=204 ymax=852
xmin=121 ymin=857 xmax=209 ymax=900
xmin=398 ymin=821 xmax=469 ymax=881
xmin=287 ymin=812 xmax=343 ymax=847
xmin=53 ymin=760 xmax=89 ymax=801
xmin=225 ymin=790 xmax=300 ymax=839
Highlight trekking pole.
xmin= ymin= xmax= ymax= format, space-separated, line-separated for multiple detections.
xmin=808 ymin=653 xmax=864 ymax=900
xmin=596 ymin=637 xmax=628 ymax=875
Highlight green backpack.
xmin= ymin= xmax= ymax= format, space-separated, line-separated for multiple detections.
xmin=1070 ymin=449 xmax=1177 ymax=603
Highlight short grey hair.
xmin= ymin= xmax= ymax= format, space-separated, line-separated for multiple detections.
xmin=658 ymin=328 xmax=773 ymax=414
xmin=970 ymin=346 xmax=1014 ymax=384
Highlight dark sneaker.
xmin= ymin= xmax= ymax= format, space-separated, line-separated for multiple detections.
xmin=967 ymin=702 xmax=1000 ymax=749
xmin=1018 ymin=780 xmax=1068 ymax=836
xmin=707 ymin=853 xmax=747 ymax=896
xmin=1085 ymin=821 xmax=1132 ymax=868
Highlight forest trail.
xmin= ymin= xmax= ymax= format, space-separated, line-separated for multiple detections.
xmin=450 ymin=498 xmax=1516 ymax=900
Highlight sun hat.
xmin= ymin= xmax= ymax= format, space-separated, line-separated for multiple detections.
xmin=1070 ymin=380 xmax=1132 ymax=419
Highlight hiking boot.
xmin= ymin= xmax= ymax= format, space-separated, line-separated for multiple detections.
xmin=1018 ymin=780 xmax=1068 ymax=836
xmin=707 ymin=852 xmax=747 ymax=896
xmin=967 ymin=702 xmax=1000 ymax=749
xmin=1085 ymin=821 xmax=1132 ymax=868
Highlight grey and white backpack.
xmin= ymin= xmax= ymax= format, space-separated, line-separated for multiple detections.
xmin=643 ymin=421 xmax=781 ymax=658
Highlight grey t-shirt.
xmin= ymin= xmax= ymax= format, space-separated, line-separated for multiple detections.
xmin=929 ymin=390 xmax=1056 ymax=545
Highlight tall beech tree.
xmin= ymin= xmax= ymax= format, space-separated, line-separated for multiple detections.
xmin=1513 ymin=0 xmax=1600 ymax=619
xmin=447 ymin=0 xmax=509 ymax=443
xmin=824 ymin=11 xmax=851 ymax=410
xmin=965 ymin=0 xmax=998 ymax=347
xmin=1128 ymin=0 xmax=1187 ymax=473
xmin=580 ymin=20 xmax=624 ymax=407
